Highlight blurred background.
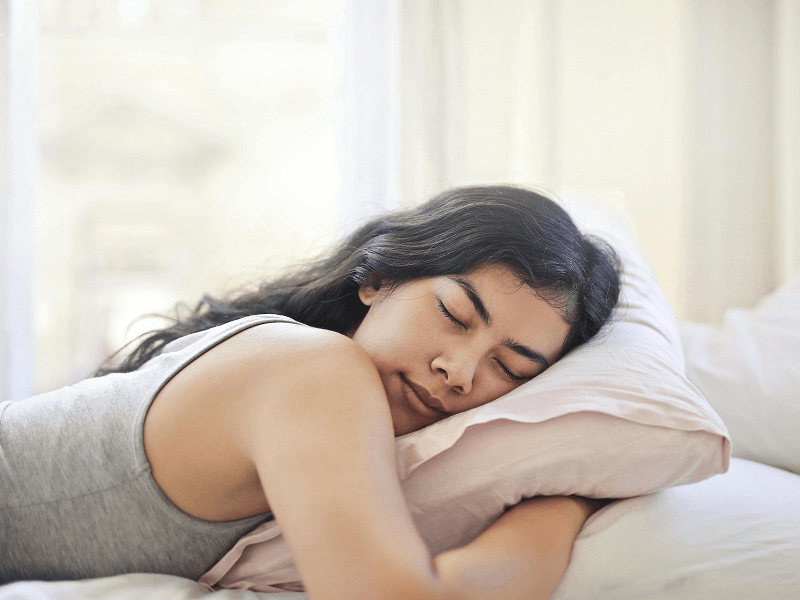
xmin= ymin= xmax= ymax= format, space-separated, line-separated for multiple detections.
xmin=1 ymin=0 xmax=799 ymax=400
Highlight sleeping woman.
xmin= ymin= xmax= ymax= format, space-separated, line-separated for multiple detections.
xmin=0 ymin=185 xmax=621 ymax=600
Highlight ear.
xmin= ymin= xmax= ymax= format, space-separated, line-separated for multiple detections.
xmin=358 ymin=276 xmax=382 ymax=306
xmin=358 ymin=282 xmax=380 ymax=306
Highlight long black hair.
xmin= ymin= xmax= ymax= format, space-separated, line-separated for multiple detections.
xmin=96 ymin=185 xmax=621 ymax=376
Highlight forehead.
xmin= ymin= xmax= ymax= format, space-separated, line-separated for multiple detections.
xmin=442 ymin=264 xmax=536 ymax=302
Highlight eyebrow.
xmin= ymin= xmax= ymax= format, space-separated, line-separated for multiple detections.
xmin=446 ymin=276 xmax=551 ymax=369
xmin=501 ymin=338 xmax=551 ymax=369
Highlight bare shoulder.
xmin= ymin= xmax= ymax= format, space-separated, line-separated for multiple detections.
xmin=159 ymin=320 xmax=378 ymax=396
xmin=148 ymin=320 xmax=436 ymax=600
xmin=223 ymin=321 xmax=384 ymax=403
xmin=166 ymin=318 xmax=392 ymax=461
xmin=143 ymin=319 xmax=386 ymax=522
xmin=236 ymin=320 xmax=374 ymax=370
xmin=228 ymin=319 xmax=388 ymax=429
xmin=151 ymin=319 xmax=385 ymax=437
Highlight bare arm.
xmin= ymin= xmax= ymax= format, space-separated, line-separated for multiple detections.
xmin=433 ymin=496 xmax=605 ymax=600
xmin=228 ymin=327 xmax=600 ymax=600
xmin=231 ymin=330 xmax=441 ymax=600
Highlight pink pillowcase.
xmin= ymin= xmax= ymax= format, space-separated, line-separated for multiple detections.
xmin=200 ymin=197 xmax=731 ymax=592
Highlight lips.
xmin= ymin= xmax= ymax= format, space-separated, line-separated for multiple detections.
xmin=402 ymin=375 xmax=448 ymax=417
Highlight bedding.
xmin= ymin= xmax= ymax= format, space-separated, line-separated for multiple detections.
xmin=0 ymin=574 xmax=306 ymax=599
xmin=679 ymin=268 xmax=800 ymax=474
xmin=3 ymin=460 xmax=798 ymax=600
xmin=551 ymin=457 xmax=800 ymax=600
xmin=397 ymin=198 xmax=731 ymax=555
xmin=196 ymin=196 xmax=731 ymax=590
xmin=5 ymin=197 xmax=796 ymax=599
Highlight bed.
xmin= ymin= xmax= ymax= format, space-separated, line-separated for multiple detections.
xmin=2 ymin=456 xmax=797 ymax=600
xmin=2 ymin=198 xmax=798 ymax=599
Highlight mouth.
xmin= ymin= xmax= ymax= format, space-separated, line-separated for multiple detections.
xmin=401 ymin=375 xmax=449 ymax=418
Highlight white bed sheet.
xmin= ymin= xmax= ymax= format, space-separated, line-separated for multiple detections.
xmin=552 ymin=457 xmax=800 ymax=599
xmin=3 ymin=458 xmax=798 ymax=600
xmin=0 ymin=573 xmax=305 ymax=600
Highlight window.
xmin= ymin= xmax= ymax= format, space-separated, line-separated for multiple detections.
xmin=36 ymin=0 xmax=339 ymax=391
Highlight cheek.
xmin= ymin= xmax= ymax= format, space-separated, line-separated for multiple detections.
xmin=480 ymin=374 xmax=515 ymax=403
xmin=355 ymin=294 xmax=445 ymax=370
xmin=386 ymin=312 xmax=437 ymax=367
xmin=356 ymin=308 xmax=416 ymax=363
xmin=472 ymin=354 xmax=524 ymax=400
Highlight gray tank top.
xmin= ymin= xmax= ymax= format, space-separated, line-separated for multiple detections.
xmin=0 ymin=314 xmax=301 ymax=583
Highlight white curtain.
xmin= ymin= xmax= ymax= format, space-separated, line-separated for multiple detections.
xmin=337 ymin=0 xmax=800 ymax=322
xmin=681 ymin=0 xmax=797 ymax=321
xmin=0 ymin=0 xmax=37 ymax=403
xmin=333 ymin=0 xmax=400 ymax=234
xmin=775 ymin=0 xmax=800 ymax=284
xmin=334 ymin=0 xmax=463 ymax=232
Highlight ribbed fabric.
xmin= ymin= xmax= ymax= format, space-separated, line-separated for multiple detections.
xmin=0 ymin=314 xmax=301 ymax=584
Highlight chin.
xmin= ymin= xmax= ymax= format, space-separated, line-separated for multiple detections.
xmin=391 ymin=413 xmax=414 ymax=437
xmin=391 ymin=411 xmax=422 ymax=437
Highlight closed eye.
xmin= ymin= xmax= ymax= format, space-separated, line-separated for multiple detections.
xmin=437 ymin=299 xmax=467 ymax=330
xmin=494 ymin=359 xmax=530 ymax=383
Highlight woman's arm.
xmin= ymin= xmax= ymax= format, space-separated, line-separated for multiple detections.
xmin=225 ymin=326 xmax=599 ymax=600
xmin=433 ymin=496 xmax=605 ymax=600
xmin=229 ymin=328 xmax=442 ymax=600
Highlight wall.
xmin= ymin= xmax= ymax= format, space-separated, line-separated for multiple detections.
xmin=348 ymin=0 xmax=799 ymax=321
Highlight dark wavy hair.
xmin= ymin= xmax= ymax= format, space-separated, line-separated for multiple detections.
xmin=96 ymin=185 xmax=621 ymax=376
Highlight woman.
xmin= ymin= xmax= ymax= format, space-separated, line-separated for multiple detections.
xmin=0 ymin=185 xmax=620 ymax=600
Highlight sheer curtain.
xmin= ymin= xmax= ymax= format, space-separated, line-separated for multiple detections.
xmin=0 ymin=0 xmax=37 ymax=403
xmin=776 ymin=0 xmax=800 ymax=284
xmin=336 ymin=0 xmax=800 ymax=322
xmin=3 ymin=0 xmax=798 ymax=401
xmin=26 ymin=1 xmax=339 ymax=394
xmin=333 ymin=0 xmax=462 ymax=232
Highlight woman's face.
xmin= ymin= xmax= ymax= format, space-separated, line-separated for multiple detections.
xmin=349 ymin=264 xmax=571 ymax=436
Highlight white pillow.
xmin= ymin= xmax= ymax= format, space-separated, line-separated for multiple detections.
xmin=551 ymin=458 xmax=800 ymax=600
xmin=199 ymin=196 xmax=731 ymax=590
xmin=679 ymin=269 xmax=800 ymax=475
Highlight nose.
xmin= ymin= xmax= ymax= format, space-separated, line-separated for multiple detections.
xmin=431 ymin=353 xmax=475 ymax=395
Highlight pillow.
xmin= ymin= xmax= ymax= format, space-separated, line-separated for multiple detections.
xmin=9 ymin=468 xmax=798 ymax=600
xmin=199 ymin=195 xmax=730 ymax=591
xmin=551 ymin=458 xmax=800 ymax=600
xmin=396 ymin=196 xmax=730 ymax=553
xmin=679 ymin=268 xmax=800 ymax=474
